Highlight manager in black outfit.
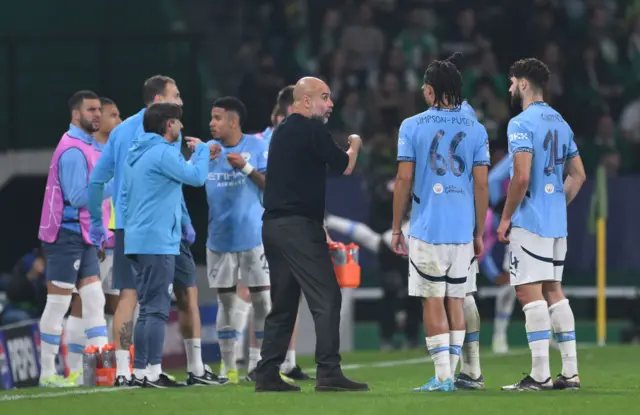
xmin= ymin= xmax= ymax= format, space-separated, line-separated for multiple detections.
xmin=255 ymin=77 xmax=368 ymax=393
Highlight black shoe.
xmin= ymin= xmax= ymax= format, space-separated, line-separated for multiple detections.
xmin=128 ymin=375 xmax=145 ymax=387
xmin=187 ymin=365 xmax=228 ymax=386
xmin=315 ymin=374 xmax=369 ymax=392
xmin=143 ymin=373 xmax=186 ymax=388
xmin=255 ymin=375 xmax=301 ymax=392
xmin=283 ymin=365 xmax=315 ymax=381
xmin=502 ymin=374 xmax=553 ymax=391
xmin=553 ymin=374 xmax=580 ymax=390
xmin=114 ymin=375 xmax=132 ymax=387
xmin=245 ymin=370 xmax=257 ymax=382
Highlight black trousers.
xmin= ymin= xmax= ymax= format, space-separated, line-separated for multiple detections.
xmin=256 ymin=215 xmax=342 ymax=380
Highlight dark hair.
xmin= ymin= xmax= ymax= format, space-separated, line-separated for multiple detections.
xmin=212 ymin=96 xmax=247 ymax=127
xmin=276 ymin=85 xmax=294 ymax=112
xmin=271 ymin=104 xmax=286 ymax=124
xmin=509 ymin=58 xmax=550 ymax=91
xmin=143 ymin=75 xmax=176 ymax=105
xmin=99 ymin=97 xmax=116 ymax=107
xmin=423 ymin=52 xmax=464 ymax=108
xmin=143 ymin=102 xmax=182 ymax=136
xmin=68 ymin=90 xmax=99 ymax=112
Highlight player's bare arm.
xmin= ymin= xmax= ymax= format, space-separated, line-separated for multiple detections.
xmin=498 ymin=152 xmax=531 ymax=243
xmin=563 ymin=155 xmax=586 ymax=205
xmin=472 ymin=165 xmax=489 ymax=256
xmin=227 ymin=153 xmax=266 ymax=189
xmin=392 ymin=161 xmax=413 ymax=254
xmin=343 ymin=134 xmax=362 ymax=175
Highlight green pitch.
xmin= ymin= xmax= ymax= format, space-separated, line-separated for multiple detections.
xmin=1 ymin=345 xmax=638 ymax=414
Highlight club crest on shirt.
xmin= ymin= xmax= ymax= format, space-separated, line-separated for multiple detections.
xmin=545 ymin=184 xmax=554 ymax=194
xmin=241 ymin=152 xmax=251 ymax=162
xmin=433 ymin=183 xmax=443 ymax=194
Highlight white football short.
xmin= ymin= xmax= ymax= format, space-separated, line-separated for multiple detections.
xmin=100 ymin=253 xmax=119 ymax=296
xmin=466 ymin=257 xmax=479 ymax=294
xmin=508 ymin=227 xmax=567 ymax=286
xmin=408 ymin=237 xmax=475 ymax=299
xmin=71 ymin=253 xmax=118 ymax=295
xmin=502 ymin=246 xmax=510 ymax=273
xmin=207 ymin=245 xmax=270 ymax=289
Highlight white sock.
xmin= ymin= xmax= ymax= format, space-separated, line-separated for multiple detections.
xmin=79 ymin=282 xmax=108 ymax=348
xmin=494 ymin=285 xmax=516 ymax=338
xmin=116 ymin=350 xmax=131 ymax=379
xmin=133 ymin=367 xmax=148 ymax=380
xmin=282 ymin=349 xmax=296 ymax=373
xmin=549 ymin=299 xmax=578 ymax=377
xmin=106 ymin=314 xmax=114 ymax=344
xmin=248 ymin=347 xmax=261 ymax=373
xmin=426 ymin=334 xmax=451 ymax=381
xmin=249 ymin=290 xmax=270 ymax=356
xmin=184 ymin=338 xmax=205 ymax=376
xmin=461 ymin=296 xmax=481 ymax=379
xmin=325 ymin=215 xmax=381 ymax=253
xmin=232 ymin=299 xmax=251 ymax=360
xmin=39 ymin=294 xmax=72 ymax=378
xmin=523 ymin=300 xmax=551 ymax=382
xmin=65 ymin=316 xmax=86 ymax=373
xmin=449 ymin=330 xmax=465 ymax=375
xmin=217 ymin=292 xmax=237 ymax=372
xmin=147 ymin=363 xmax=162 ymax=382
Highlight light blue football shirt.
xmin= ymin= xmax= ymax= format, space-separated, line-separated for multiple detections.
xmin=507 ymin=102 xmax=579 ymax=238
xmin=205 ymin=134 xmax=268 ymax=252
xmin=398 ymin=107 xmax=491 ymax=244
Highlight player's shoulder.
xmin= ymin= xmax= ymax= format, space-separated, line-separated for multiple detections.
xmin=110 ymin=113 xmax=141 ymax=139
xmin=508 ymin=111 xmax=531 ymax=129
xmin=401 ymin=110 xmax=429 ymax=127
xmin=399 ymin=111 xmax=428 ymax=136
xmin=244 ymin=134 xmax=268 ymax=150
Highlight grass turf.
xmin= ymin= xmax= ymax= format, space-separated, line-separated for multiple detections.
xmin=1 ymin=344 xmax=638 ymax=414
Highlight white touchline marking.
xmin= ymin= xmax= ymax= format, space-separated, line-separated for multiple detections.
xmin=0 ymin=344 xmax=597 ymax=401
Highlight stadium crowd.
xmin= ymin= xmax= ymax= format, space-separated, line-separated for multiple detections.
xmin=236 ymin=0 xmax=640 ymax=179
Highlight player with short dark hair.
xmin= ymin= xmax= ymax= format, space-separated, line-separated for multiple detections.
xmin=65 ymin=96 xmax=123 ymax=382
xmin=38 ymin=90 xmax=112 ymax=387
xmin=498 ymin=58 xmax=586 ymax=391
xmin=205 ymin=96 xmax=270 ymax=383
xmin=123 ymin=102 xmax=208 ymax=388
xmin=392 ymin=53 xmax=490 ymax=393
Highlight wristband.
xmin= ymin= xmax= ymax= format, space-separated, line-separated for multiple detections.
xmin=241 ymin=162 xmax=255 ymax=175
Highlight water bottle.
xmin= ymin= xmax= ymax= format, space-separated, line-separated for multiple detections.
xmin=330 ymin=243 xmax=347 ymax=266
xmin=346 ymin=243 xmax=359 ymax=264
xmin=100 ymin=344 xmax=116 ymax=369
xmin=83 ymin=346 xmax=99 ymax=386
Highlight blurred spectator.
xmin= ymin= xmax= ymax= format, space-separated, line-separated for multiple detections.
xmin=340 ymin=2 xmax=386 ymax=73
xmin=318 ymin=9 xmax=343 ymax=57
xmin=367 ymin=47 xmax=420 ymax=92
xmin=0 ymin=249 xmax=46 ymax=326
xmin=540 ymin=41 xmax=567 ymax=109
xmin=463 ymin=50 xmax=508 ymax=100
xmin=619 ymin=95 xmax=640 ymax=143
xmin=470 ymin=76 xmax=509 ymax=142
xmin=370 ymin=71 xmax=414 ymax=130
xmin=331 ymin=88 xmax=367 ymax=134
xmin=600 ymin=149 xmax=622 ymax=177
xmin=238 ymin=52 xmax=285 ymax=131
xmin=393 ymin=8 xmax=438 ymax=71
xmin=441 ymin=8 xmax=490 ymax=61
xmin=627 ymin=14 xmax=640 ymax=76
